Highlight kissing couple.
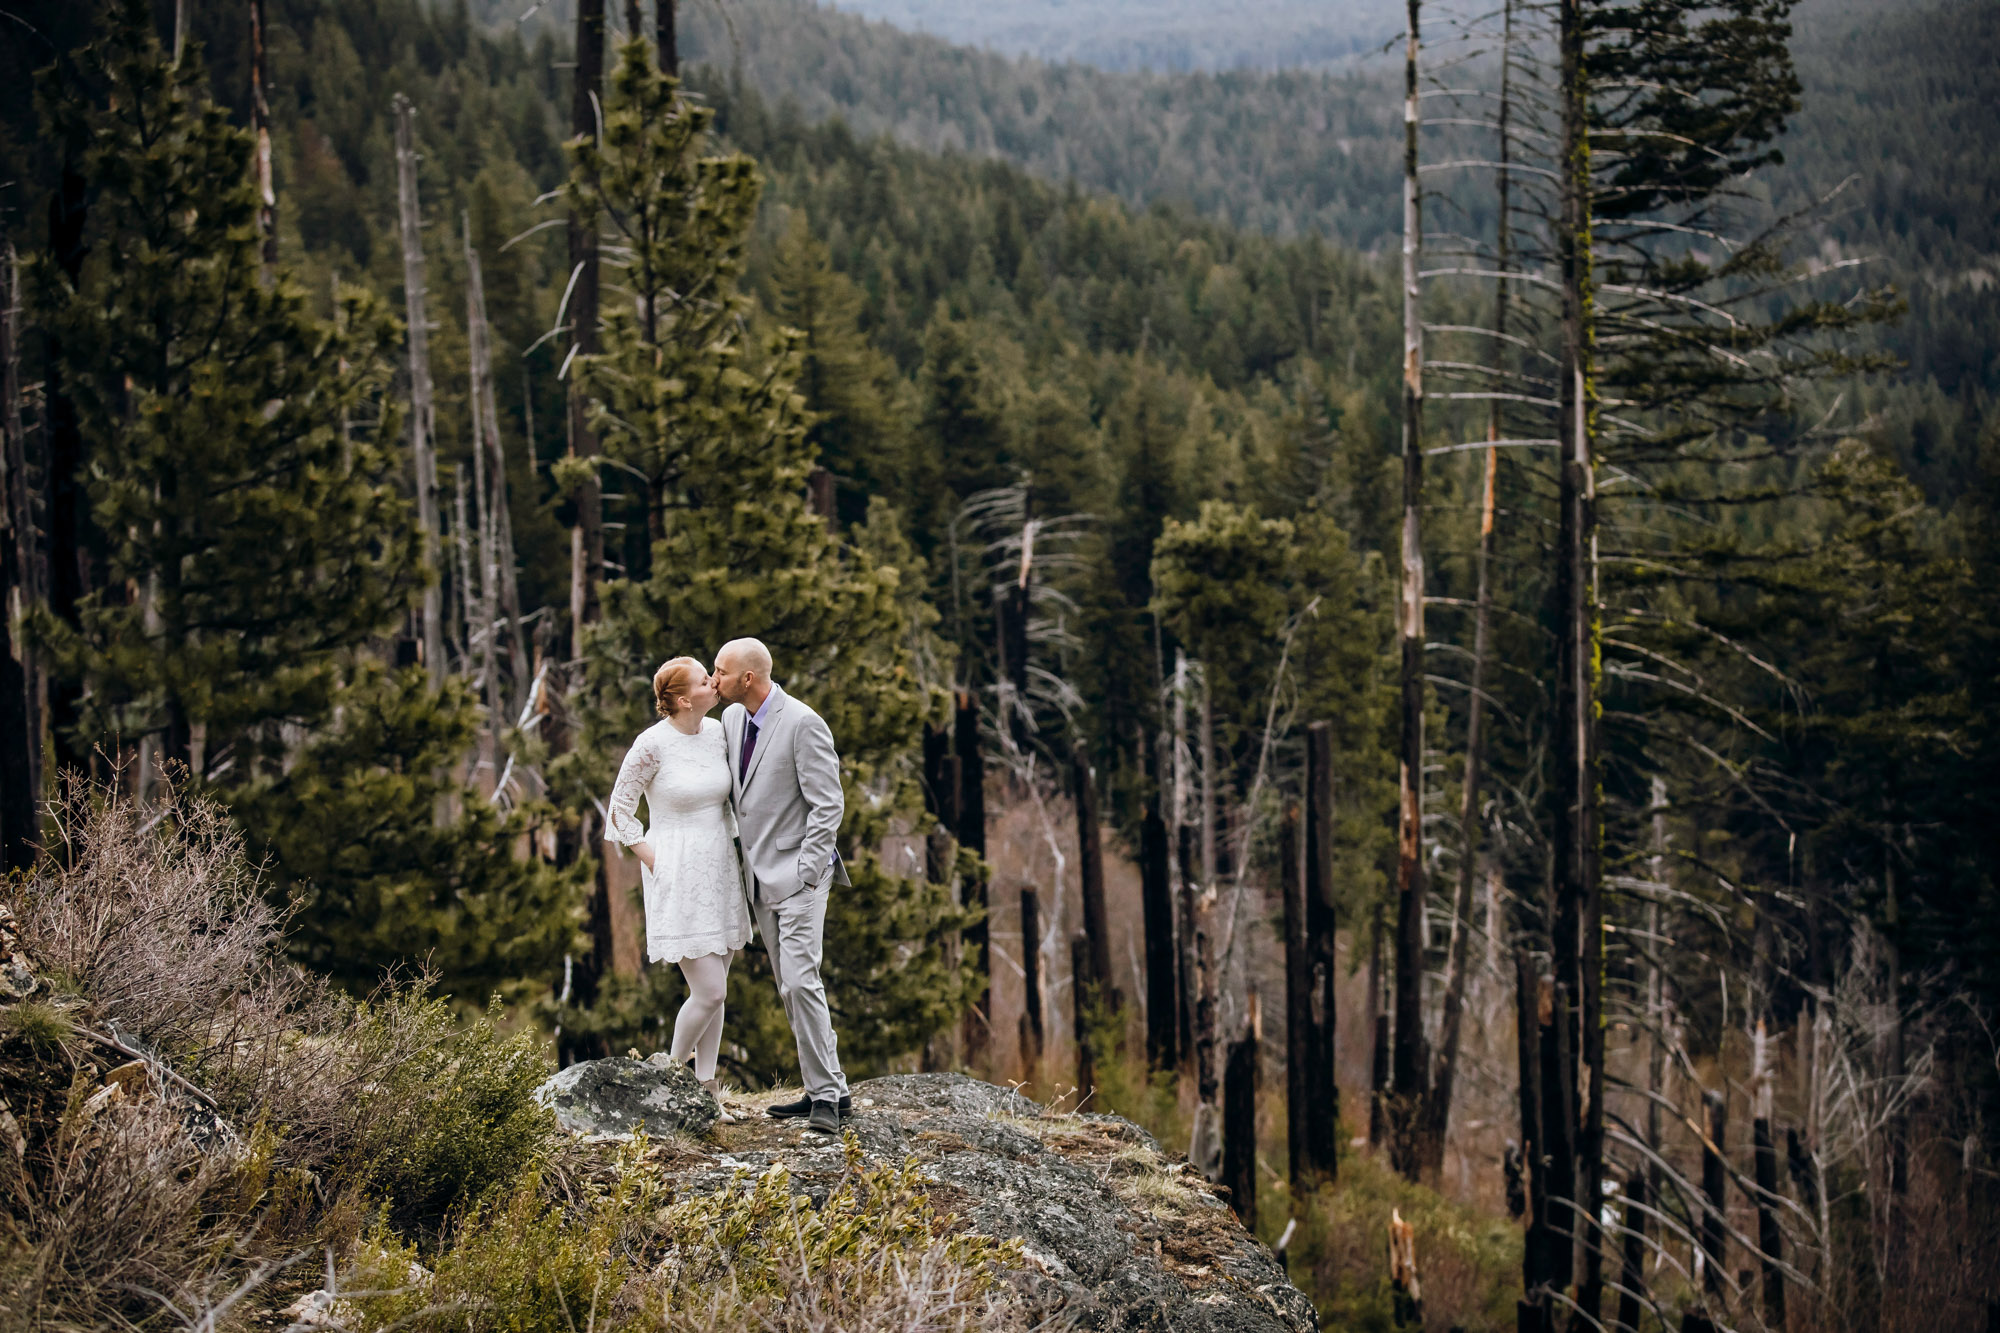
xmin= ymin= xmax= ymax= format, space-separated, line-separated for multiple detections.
xmin=602 ymin=637 xmax=852 ymax=1135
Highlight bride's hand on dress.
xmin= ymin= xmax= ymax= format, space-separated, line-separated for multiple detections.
xmin=635 ymin=841 xmax=656 ymax=872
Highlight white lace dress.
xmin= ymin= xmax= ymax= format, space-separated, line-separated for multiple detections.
xmin=604 ymin=717 xmax=753 ymax=964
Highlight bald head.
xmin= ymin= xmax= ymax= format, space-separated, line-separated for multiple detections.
xmin=714 ymin=637 xmax=774 ymax=709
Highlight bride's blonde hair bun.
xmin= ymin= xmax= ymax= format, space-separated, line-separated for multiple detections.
xmin=653 ymin=657 xmax=702 ymax=718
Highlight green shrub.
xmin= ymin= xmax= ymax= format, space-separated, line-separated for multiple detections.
xmin=349 ymin=1137 xmax=661 ymax=1333
xmin=1 ymin=1000 xmax=73 ymax=1054
xmin=340 ymin=994 xmax=558 ymax=1237
xmin=654 ymin=1136 xmax=1026 ymax=1328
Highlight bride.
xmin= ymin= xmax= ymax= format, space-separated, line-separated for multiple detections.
xmin=604 ymin=656 xmax=753 ymax=1109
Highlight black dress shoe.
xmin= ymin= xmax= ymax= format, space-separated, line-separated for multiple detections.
xmin=806 ymin=1100 xmax=841 ymax=1134
xmin=766 ymin=1093 xmax=853 ymax=1119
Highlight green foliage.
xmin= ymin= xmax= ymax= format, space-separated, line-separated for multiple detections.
xmin=559 ymin=40 xmax=976 ymax=1079
xmin=1153 ymin=500 xmax=1394 ymax=896
xmin=231 ymin=665 xmax=586 ymax=1000
xmin=350 ymin=1142 xmax=658 ymax=1331
xmin=0 ymin=1001 xmax=73 ymax=1055
xmin=656 ymin=1136 xmax=1021 ymax=1309
xmin=339 ymin=995 xmax=558 ymax=1236
xmin=28 ymin=0 xmax=421 ymax=773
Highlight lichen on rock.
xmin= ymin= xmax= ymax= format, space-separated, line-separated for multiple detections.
xmin=580 ymin=1066 xmax=1318 ymax=1332
xmin=533 ymin=1051 xmax=720 ymax=1139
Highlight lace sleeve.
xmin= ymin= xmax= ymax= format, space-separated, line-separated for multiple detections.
xmin=604 ymin=730 xmax=661 ymax=845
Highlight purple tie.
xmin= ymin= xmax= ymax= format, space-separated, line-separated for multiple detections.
xmin=739 ymin=717 xmax=759 ymax=782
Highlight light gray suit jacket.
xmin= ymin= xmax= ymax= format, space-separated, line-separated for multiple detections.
xmin=723 ymin=682 xmax=849 ymax=905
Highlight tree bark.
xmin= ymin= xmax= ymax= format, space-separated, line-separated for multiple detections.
xmin=393 ymin=95 xmax=445 ymax=691
xmin=462 ymin=217 xmax=501 ymax=779
xmin=0 ymin=244 xmax=39 ymax=870
xmin=1753 ymin=1021 xmax=1785 ymax=1329
xmin=1428 ymin=1 xmax=1511 ymax=1168
xmin=566 ymin=0 xmax=606 ymax=656
xmin=1020 ymin=887 xmax=1043 ymax=1066
xmin=250 ymin=0 xmax=278 ymax=279
xmin=1141 ymin=792 xmax=1177 ymax=1069
xmin=1302 ymin=722 xmax=1340 ymax=1180
xmin=43 ymin=147 xmax=90 ymax=781
xmin=1222 ymin=991 xmax=1261 ymax=1230
xmin=1553 ymin=0 xmax=1603 ymax=1316
xmin=1516 ymin=950 xmax=1552 ymax=1304
xmin=1391 ymin=0 xmax=1428 ymax=1184
xmin=1071 ymin=933 xmax=1095 ymax=1102
xmin=1282 ymin=805 xmax=1309 ymax=1188
xmin=1073 ymin=739 xmax=1113 ymax=1008
xmin=956 ymin=690 xmax=988 ymax=1061
xmin=1700 ymin=1088 xmax=1728 ymax=1301
xmin=464 ymin=221 xmax=531 ymax=723
xmin=1614 ymin=1171 xmax=1649 ymax=1333
xmin=1370 ymin=902 xmax=1391 ymax=1147
xmin=657 ymin=0 xmax=678 ymax=76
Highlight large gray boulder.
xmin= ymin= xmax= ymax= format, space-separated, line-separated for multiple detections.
xmin=533 ymin=1053 xmax=719 ymax=1138
xmin=654 ymin=1072 xmax=1317 ymax=1332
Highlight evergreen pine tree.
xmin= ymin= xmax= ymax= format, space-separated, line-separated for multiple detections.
xmin=31 ymin=2 xmax=583 ymax=1001
xmin=30 ymin=2 xmax=418 ymax=774
xmin=553 ymin=41 xmax=976 ymax=1076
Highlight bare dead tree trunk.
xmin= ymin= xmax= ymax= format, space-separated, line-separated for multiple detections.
xmin=1173 ymin=651 xmax=1197 ymax=1068
xmin=957 ymin=689 xmax=988 ymax=1061
xmin=1516 ymin=949 xmax=1553 ymax=1330
xmin=1426 ymin=0 xmax=1512 ymax=1175
xmin=1551 ymin=0 xmax=1603 ymax=1315
xmin=1222 ymin=989 xmax=1260 ymax=1230
xmin=393 ymin=95 xmax=445 ymax=691
xmin=463 ymin=221 xmax=531 ymax=721
xmin=566 ymin=0 xmax=606 ymax=658
xmin=1370 ymin=902 xmax=1390 ymax=1147
xmin=1390 ymin=0 xmax=1428 ymax=1184
xmin=41 ymin=145 xmax=90 ymax=782
xmin=1282 ymin=805 xmax=1309 ymax=1187
xmin=462 ymin=220 xmax=501 ymax=779
xmin=658 ymin=0 xmax=678 ymax=75
xmin=1700 ymin=1088 xmax=1728 ymax=1302
xmin=1187 ymin=868 xmax=1222 ymax=1178
xmin=1753 ymin=1019 xmax=1786 ymax=1329
xmin=1020 ymin=887 xmax=1043 ymax=1067
xmin=1302 ymin=722 xmax=1340 ymax=1180
xmin=250 ymin=0 xmax=277 ymax=279
xmin=1614 ymin=1170 xmax=1648 ymax=1333
xmin=0 ymin=243 xmax=40 ymax=871
xmin=1142 ymin=788 xmax=1178 ymax=1069
xmin=1073 ymin=740 xmax=1114 ymax=1009
xmin=1071 ymin=933 xmax=1095 ymax=1102
xmin=1199 ymin=673 xmax=1217 ymax=887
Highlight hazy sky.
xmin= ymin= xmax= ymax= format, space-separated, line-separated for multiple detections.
xmin=819 ymin=0 xmax=1408 ymax=72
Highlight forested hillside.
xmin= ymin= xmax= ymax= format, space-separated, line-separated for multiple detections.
xmin=2 ymin=2 xmax=1998 ymax=1330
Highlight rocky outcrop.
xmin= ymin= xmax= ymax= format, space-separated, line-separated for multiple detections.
xmin=556 ymin=1065 xmax=1316 ymax=1332
xmin=533 ymin=1052 xmax=721 ymax=1138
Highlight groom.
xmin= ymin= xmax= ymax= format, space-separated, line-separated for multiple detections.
xmin=714 ymin=637 xmax=852 ymax=1135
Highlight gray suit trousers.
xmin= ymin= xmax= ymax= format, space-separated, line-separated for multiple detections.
xmin=752 ymin=872 xmax=847 ymax=1103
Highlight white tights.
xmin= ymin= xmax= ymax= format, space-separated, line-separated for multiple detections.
xmin=668 ymin=951 xmax=731 ymax=1082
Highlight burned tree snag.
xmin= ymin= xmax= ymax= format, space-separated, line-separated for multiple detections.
xmin=1282 ymin=804 xmax=1310 ymax=1188
xmin=1021 ymin=888 xmax=1044 ymax=1065
xmin=1700 ymin=1088 xmax=1728 ymax=1300
xmin=1615 ymin=1171 xmax=1649 ymax=1333
xmin=1301 ymin=722 xmax=1340 ymax=1181
xmin=1141 ymin=791 xmax=1178 ymax=1069
xmin=1073 ymin=739 xmax=1114 ymax=1008
xmin=566 ymin=0 xmax=606 ymax=654
xmin=1222 ymin=990 xmax=1261 ymax=1230
xmin=1072 ymin=933 xmax=1095 ymax=1102
xmin=392 ymin=95 xmax=445 ymax=691
xmin=1391 ymin=0 xmax=1429 ymax=1185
